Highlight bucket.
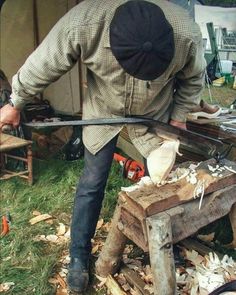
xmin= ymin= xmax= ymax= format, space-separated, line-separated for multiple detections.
xmin=220 ymin=60 xmax=233 ymax=74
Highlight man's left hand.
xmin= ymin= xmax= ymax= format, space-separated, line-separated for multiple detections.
xmin=0 ymin=104 xmax=21 ymax=131
xmin=169 ymin=119 xmax=186 ymax=130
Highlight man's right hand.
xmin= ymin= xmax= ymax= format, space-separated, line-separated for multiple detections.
xmin=0 ymin=104 xmax=21 ymax=130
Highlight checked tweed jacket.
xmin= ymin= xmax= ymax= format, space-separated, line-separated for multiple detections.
xmin=11 ymin=0 xmax=206 ymax=157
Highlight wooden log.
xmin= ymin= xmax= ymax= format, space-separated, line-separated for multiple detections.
xmin=146 ymin=213 xmax=176 ymax=295
xmin=96 ymin=205 xmax=127 ymax=277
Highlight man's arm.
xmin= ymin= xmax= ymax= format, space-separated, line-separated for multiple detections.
xmin=0 ymin=9 xmax=82 ymax=129
xmin=171 ymin=36 xmax=206 ymax=123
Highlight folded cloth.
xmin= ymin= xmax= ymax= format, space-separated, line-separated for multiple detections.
xmin=188 ymin=100 xmax=221 ymax=120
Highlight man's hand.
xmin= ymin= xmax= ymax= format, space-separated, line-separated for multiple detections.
xmin=169 ymin=119 xmax=186 ymax=130
xmin=0 ymin=104 xmax=21 ymax=130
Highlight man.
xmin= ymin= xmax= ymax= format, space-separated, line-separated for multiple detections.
xmin=0 ymin=0 xmax=206 ymax=293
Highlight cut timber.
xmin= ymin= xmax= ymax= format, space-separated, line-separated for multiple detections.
xmin=121 ymin=159 xmax=236 ymax=218
xmin=180 ymin=238 xmax=223 ymax=259
xmin=120 ymin=265 xmax=151 ymax=295
xmin=105 ymin=275 xmax=127 ymax=295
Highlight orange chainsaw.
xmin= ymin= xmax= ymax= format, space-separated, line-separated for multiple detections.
xmin=1 ymin=212 xmax=11 ymax=237
xmin=113 ymin=153 xmax=145 ymax=182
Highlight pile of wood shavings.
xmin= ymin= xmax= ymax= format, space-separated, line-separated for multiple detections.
xmin=176 ymin=250 xmax=236 ymax=295
xmin=102 ymin=248 xmax=236 ymax=295
xmin=208 ymin=164 xmax=236 ymax=178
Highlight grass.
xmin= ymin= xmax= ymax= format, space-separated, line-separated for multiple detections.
xmin=0 ymin=84 xmax=236 ymax=294
xmin=0 ymin=157 xmax=129 ymax=295
xmin=201 ymin=81 xmax=236 ymax=106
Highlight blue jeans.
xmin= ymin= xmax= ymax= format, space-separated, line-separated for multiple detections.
xmin=69 ymin=135 xmax=119 ymax=259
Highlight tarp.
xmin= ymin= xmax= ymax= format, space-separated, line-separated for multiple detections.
xmin=0 ymin=0 xmax=83 ymax=115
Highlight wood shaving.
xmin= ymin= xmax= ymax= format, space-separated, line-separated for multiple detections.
xmin=56 ymin=223 xmax=66 ymax=236
xmin=29 ymin=213 xmax=52 ymax=225
xmin=96 ymin=219 xmax=104 ymax=230
xmin=224 ymin=166 xmax=236 ymax=174
xmin=0 ymin=282 xmax=15 ymax=292
xmin=193 ymin=180 xmax=205 ymax=209
xmin=166 ymin=168 xmax=190 ymax=184
xmin=197 ymin=233 xmax=215 ymax=243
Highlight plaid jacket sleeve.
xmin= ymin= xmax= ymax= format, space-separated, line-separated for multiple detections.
xmin=171 ymin=34 xmax=206 ymax=122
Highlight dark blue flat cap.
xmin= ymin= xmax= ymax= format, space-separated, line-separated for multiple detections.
xmin=110 ymin=0 xmax=175 ymax=81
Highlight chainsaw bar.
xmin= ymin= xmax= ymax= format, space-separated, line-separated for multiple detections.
xmin=24 ymin=116 xmax=224 ymax=157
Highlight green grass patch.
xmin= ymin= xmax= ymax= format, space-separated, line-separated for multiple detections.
xmin=0 ymin=157 xmax=128 ymax=294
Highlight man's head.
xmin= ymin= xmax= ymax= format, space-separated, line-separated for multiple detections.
xmin=110 ymin=0 xmax=175 ymax=81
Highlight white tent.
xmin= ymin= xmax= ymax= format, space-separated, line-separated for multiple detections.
xmin=195 ymin=4 xmax=236 ymax=62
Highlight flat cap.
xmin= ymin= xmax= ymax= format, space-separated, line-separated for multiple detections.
xmin=110 ymin=0 xmax=175 ymax=80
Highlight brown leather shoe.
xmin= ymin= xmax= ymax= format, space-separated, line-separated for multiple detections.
xmin=188 ymin=100 xmax=221 ymax=119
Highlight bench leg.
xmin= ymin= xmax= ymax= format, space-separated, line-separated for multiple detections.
xmin=229 ymin=203 xmax=236 ymax=248
xmin=27 ymin=145 xmax=33 ymax=185
xmin=147 ymin=213 xmax=176 ymax=295
xmin=96 ymin=205 xmax=127 ymax=277
xmin=0 ymin=152 xmax=4 ymax=171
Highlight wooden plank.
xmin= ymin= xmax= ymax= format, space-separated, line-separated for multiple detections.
xmin=166 ymin=185 xmax=236 ymax=243
xmin=123 ymin=159 xmax=236 ymax=217
xmin=187 ymin=119 xmax=236 ymax=144
xmin=119 ymin=206 xmax=147 ymax=251
xmin=120 ymin=265 xmax=151 ymax=295
xmin=187 ymin=114 xmax=236 ymax=125
xmin=179 ymin=238 xmax=223 ymax=259
xmin=105 ymin=275 xmax=127 ymax=295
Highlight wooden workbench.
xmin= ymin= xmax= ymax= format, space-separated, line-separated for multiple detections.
xmin=117 ymin=112 xmax=236 ymax=163
xmin=96 ymin=159 xmax=236 ymax=295
xmin=186 ymin=112 xmax=236 ymax=161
